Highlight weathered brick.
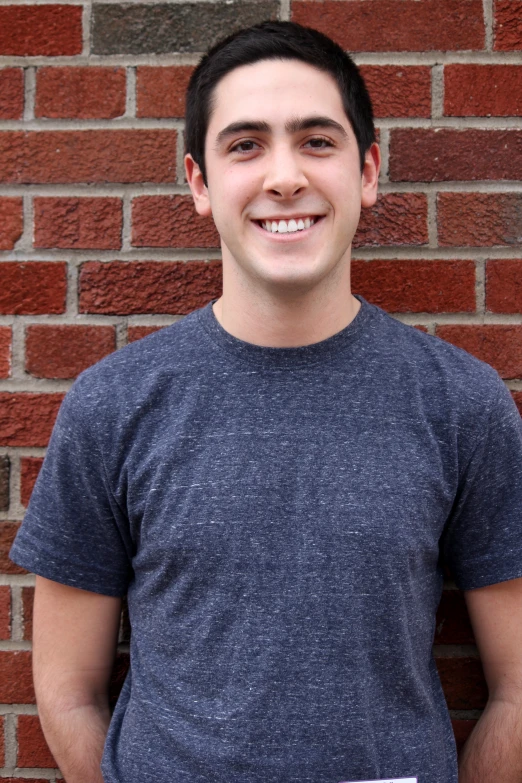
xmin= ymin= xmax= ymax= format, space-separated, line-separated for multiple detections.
xmin=0 ymin=393 xmax=64 ymax=447
xmin=80 ymin=261 xmax=222 ymax=315
xmin=17 ymin=715 xmax=56 ymax=768
xmin=0 ymin=522 xmax=24 ymax=575
xmin=0 ymin=5 xmax=82 ymax=56
xmin=389 ymin=129 xmax=522 ymax=181
xmin=36 ymin=67 xmax=125 ymax=120
xmin=452 ymin=719 xmax=477 ymax=752
xmin=127 ymin=325 xmax=164 ymax=342
xmin=359 ymin=66 xmax=431 ymax=119
xmin=486 ymin=259 xmax=522 ymax=313
xmin=0 ymin=456 xmax=10 ymax=512
xmin=351 ymin=259 xmax=475 ymax=313
xmin=136 ymin=66 xmax=193 ymax=118
xmin=34 ymin=197 xmax=122 ymax=250
xmin=0 ymin=68 xmax=24 ymax=120
xmin=0 ymin=262 xmax=67 ymax=315
xmin=354 ymin=193 xmax=428 ymax=248
xmin=20 ymin=458 xmax=44 ymax=508
xmin=436 ymin=657 xmax=487 ymax=709
xmin=0 ymin=651 xmax=34 ymax=701
xmin=494 ymin=0 xmax=522 ymax=50
xmin=0 ymin=327 xmax=12 ymax=379
xmin=435 ymin=590 xmax=475 ymax=645
xmin=0 ymin=197 xmax=23 ymax=250
xmin=92 ymin=1 xmax=279 ymax=55
xmin=26 ymin=325 xmax=115 ymax=380
xmin=0 ymin=586 xmax=10 ymax=640
xmin=131 ymin=195 xmax=219 ymax=248
xmin=445 ymin=65 xmax=522 ymax=116
xmin=513 ymin=391 xmax=522 ymax=416
xmin=0 ymin=130 xmax=177 ymax=184
xmin=436 ymin=325 xmax=522 ymax=379
xmin=22 ymin=586 xmax=34 ymax=641
xmin=438 ymin=193 xmax=522 ymax=247
xmin=292 ymin=0 xmax=485 ymax=52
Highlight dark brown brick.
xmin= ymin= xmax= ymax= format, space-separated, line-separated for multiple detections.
xmin=22 ymin=586 xmax=34 ymax=642
xmin=437 ymin=656 xmax=487 ymax=709
xmin=435 ymin=590 xmax=475 ymax=645
xmin=132 ymin=195 xmax=219 ymax=248
xmin=354 ymin=193 xmax=428 ymax=247
xmin=360 ymin=66 xmax=431 ymax=118
xmin=20 ymin=458 xmax=43 ymax=508
xmin=438 ymin=193 xmax=522 ymax=247
xmin=436 ymin=325 xmax=522 ymax=379
xmin=452 ymin=719 xmax=477 ymax=752
xmin=512 ymin=391 xmax=522 ymax=416
xmin=0 ymin=522 xmax=25 ymax=576
xmin=444 ymin=65 xmax=522 ymax=116
xmin=0 ymin=456 xmax=10 ymax=513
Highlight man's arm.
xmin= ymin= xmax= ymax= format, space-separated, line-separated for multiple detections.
xmin=459 ymin=576 xmax=522 ymax=783
xmin=33 ymin=575 xmax=122 ymax=783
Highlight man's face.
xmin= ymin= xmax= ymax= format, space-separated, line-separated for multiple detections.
xmin=185 ymin=58 xmax=380 ymax=298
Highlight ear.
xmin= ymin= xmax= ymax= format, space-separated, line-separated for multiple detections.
xmin=184 ymin=153 xmax=212 ymax=217
xmin=360 ymin=142 xmax=381 ymax=209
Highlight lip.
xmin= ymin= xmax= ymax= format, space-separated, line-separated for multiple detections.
xmin=251 ymin=215 xmax=325 ymax=241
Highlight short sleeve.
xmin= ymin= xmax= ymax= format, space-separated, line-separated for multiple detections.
xmin=9 ymin=381 xmax=133 ymax=596
xmin=442 ymin=379 xmax=522 ymax=591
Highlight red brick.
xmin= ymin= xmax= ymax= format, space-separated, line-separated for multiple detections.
xmin=292 ymin=0 xmax=484 ymax=52
xmin=513 ymin=391 xmax=522 ymax=416
xmin=359 ymin=66 xmax=431 ymax=119
xmin=452 ymin=719 xmax=477 ymax=752
xmin=132 ymin=195 xmax=219 ymax=248
xmin=0 ymin=393 xmax=64 ymax=447
xmin=17 ymin=715 xmax=56 ymax=768
xmin=0 ymin=327 xmax=11 ymax=379
xmin=0 ymin=262 xmax=66 ymax=315
xmin=0 ymin=68 xmax=24 ymax=120
xmin=0 ymin=586 xmax=10 ymax=640
xmin=26 ymin=325 xmax=115 ymax=380
xmin=351 ymin=259 xmax=475 ymax=313
xmin=136 ymin=65 xmax=193 ymax=118
xmin=486 ymin=259 xmax=522 ymax=313
xmin=34 ymin=197 xmax=122 ymax=250
xmin=0 ymin=130 xmax=177 ymax=184
xmin=1 ymin=779 xmax=51 ymax=783
xmin=435 ymin=590 xmax=475 ymax=645
xmin=0 ymin=651 xmax=34 ymax=702
xmin=389 ymin=129 xmax=522 ymax=181
xmin=438 ymin=193 xmax=522 ymax=247
xmin=0 ymin=5 xmax=82 ymax=56
xmin=22 ymin=586 xmax=34 ymax=641
xmin=494 ymin=0 xmax=522 ymax=50
xmin=436 ymin=325 xmax=522 ymax=379
xmin=0 ymin=716 xmax=4 ymax=766
xmin=80 ymin=261 xmax=222 ymax=316
xmin=20 ymin=458 xmax=44 ymax=508
xmin=445 ymin=65 xmax=522 ymax=116
xmin=354 ymin=193 xmax=428 ymax=247
xmin=0 ymin=522 xmax=25 ymax=575
xmin=127 ymin=325 xmax=164 ymax=342
xmin=436 ymin=657 xmax=487 ymax=709
xmin=36 ymin=67 xmax=125 ymax=120
xmin=0 ymin=197 xmax=23 ymax=250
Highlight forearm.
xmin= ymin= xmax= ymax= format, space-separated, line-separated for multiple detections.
xmin=38 ymin=701 xmax=111 ymax=783
xmin=459 ymin=697 xmax=522 ymax=783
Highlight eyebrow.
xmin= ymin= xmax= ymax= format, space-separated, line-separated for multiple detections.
xmin=214 ymin=115 xmax=349 ymax=148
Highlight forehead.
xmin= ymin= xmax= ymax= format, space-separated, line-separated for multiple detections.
xmin=207 ymin=59 xmax=348 ymax=135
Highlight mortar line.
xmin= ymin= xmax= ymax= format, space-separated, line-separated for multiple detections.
xmin=126 ymin=66 xmax=136 ymax=118
xmin=476 ymin=258 xmax=486 ymax=316
xmin=83 ymin=0 xmax=91 ymax=57
xmin=431 ymin=64 xmax=444 ymax=120
xmin=483 ymin=0 xmax=494 ymax=51
xmin=427 ymin=191 xmax=438 ymax=248
xmin=121 ymin=192 xmax=133 ymax=252
xmin=279 ymin=0 xmax=291 ymax=21
xmin=4 ymin=712 xmax=17 ymax=769
xmin=10 ymin=585 xmax=24 ymax=642
xmin=23 ymin=67 xmax=36 ymax=122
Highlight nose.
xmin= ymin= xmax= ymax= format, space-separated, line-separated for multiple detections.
xmin=262 ymin=144 xmax=309 ymax=198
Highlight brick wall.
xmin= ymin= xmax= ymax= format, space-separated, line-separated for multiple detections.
xmin=0 ymin=0 xmax=521 ymax=777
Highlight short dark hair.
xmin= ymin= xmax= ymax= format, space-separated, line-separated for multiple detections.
xmin=185 ymin=20 xmax=376 ymax=186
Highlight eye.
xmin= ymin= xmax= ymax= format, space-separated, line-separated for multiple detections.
xmin=230 ymin=140 xmax=260 ymax=153
xmin=304 ymin=136 xmax=334 ymax=149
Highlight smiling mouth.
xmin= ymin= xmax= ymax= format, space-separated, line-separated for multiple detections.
xmin=256 ymin=216 xmax=323 ymax=234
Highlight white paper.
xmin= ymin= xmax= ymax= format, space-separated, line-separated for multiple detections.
xmin=340 ymin=778 xmax=417 ymax=783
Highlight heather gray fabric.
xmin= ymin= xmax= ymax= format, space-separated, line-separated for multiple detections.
xmin=10 ymin=295 xmax=522 ymax=783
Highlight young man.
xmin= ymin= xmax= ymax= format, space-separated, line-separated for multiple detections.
xmin=10 ymin=20 xmax=522 ymax=783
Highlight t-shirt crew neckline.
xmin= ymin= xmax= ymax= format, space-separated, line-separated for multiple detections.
xmin=196 ymin=293 xmax=374 ymax=370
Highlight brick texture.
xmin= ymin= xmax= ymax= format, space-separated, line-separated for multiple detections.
xmin=0 ymin=651 xmax=34 ymax=701
xmin=436 ymin=657 xmax=488 ymax=709
xmin=127 ymin=326 xmax=165 ymax=342
xmin=36 ymin=67 xmax=126 ymax=120
xmin=513 ymin=392 xmax=522 ymax=416
xmin=494 ymin=0 xmax=522 ymax=50
xmin=0 ymin=131 xmax=177 ymax=184
xmin=0 ymin=393 xmax=64 ymax=447
xmin=0 ymin=5 xmax=82 ymax=56
xmin=436 ymin=325 xmax=522 ymax=378
xmin=438 ymin=193 xmax=522 ymax=247
xmin=0 ymin=263 xmax=67 ymax=315
xmin=0 ymin=456 xmax=10 ymax=513
xmin=20 ymin=458 xmax=44 ymax=508
xmin=452 ymin=720 xmax=477 ymax=752
xmin=22 ymin=586 xmax=34 ymax=641
xmin=486 ymin=259 xmax=522 ymax=312
xmin=444 ymin=65 xmax=522 ymax=116
xmin=0 ymin=586 xmax=10 ymax=640
xmin=354 ymin=193 xmax=428 ymax=247
xmin=389 ymin=129 xmax=522 ymax=181
xmin=0 ymin=716 xmax=4 ymax=766
xmin=26 ymin=325 xmax=116 ymax=379
xmin=34 ymin=197 xmax=123 ymax=250
xmin=0 ymin=523 xmax=24 ymax=575
xmin=0 ymin=327 xmax=12 ymax=379
xmin=360 ymin=66 xmax=431 ymax=118
xmin=79 ymin=261 xmax=222 ymax=315
xmin=17 ymin=715 xmax=57 ymax=768
xmin=132 ymin=195 xmax=219 ymax=248
xmin=136 ymin=66 xmax=194 ymax=118
xmin=0 ymin=197 xmax=23 ymax=251
xmin=0 ymin=68 xmax=24 ymax=120
xmin=292 ymin=0 xmax=485 ymax=51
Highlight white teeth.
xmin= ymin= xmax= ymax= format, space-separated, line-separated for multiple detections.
xmin=297 ymin=219 xmax=305 ymax=230
xmin=278 ymin=220 xmax=288 ymax=233
xmin=288 ymin=219 xmax=298 ymax=232
xmin=261 ymin=217 xmax=318 ymax=233
xmin=304 ymin=217 xmax=311 ymax=229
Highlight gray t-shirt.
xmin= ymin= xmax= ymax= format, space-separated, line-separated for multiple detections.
xmin=10 ymin=295 xmax=522 ymax=783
